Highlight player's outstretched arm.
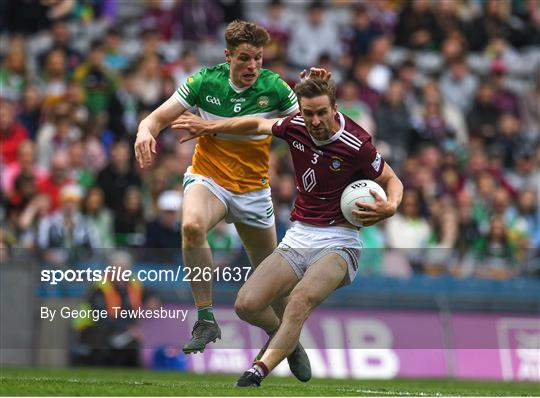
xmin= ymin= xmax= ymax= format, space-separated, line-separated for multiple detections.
xmin=353 ymin=163 xmax=403 ymax=226
xmin=172 ymin=112 xmax=279 ymax=143
xmin=134 ymin=96 xmax=187 ymax=168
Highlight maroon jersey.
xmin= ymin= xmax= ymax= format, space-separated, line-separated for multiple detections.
xmin=271 ymin=112 xmax=385 ymax=226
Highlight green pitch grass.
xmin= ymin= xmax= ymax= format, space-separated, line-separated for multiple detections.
xmin=1 ymin=367 xmax=538 ymax=396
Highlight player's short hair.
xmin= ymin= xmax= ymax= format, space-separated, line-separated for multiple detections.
xmin=225 ymin=20 xmax=270 ymax=53
xmin=294 ymin=78 xmax=337 ymax=106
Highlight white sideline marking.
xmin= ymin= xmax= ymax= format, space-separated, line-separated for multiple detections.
xmin=4 ymin=376 xmax=446 ymax=396
xmin=353 ymin=388 xmax=443 ymax=396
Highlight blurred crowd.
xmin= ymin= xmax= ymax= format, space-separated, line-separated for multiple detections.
xmin=1 ymin=0 xmax=539 ymax=280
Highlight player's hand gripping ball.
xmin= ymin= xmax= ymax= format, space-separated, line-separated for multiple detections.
xmin=340 ymin=180 xmax=387 ymax=227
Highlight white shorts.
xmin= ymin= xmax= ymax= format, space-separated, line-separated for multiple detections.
xmin=276 ymin=222 xmax=362 ymax=285
xmin=183 ymin=167 xmax=275 ymax=229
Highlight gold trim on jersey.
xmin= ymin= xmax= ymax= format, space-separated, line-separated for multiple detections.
xmin=191 ymin=134 xmax=273 ymax=194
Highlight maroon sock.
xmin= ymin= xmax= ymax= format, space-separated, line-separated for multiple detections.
xmin=254 ymin=360 xmax=269 ymax=377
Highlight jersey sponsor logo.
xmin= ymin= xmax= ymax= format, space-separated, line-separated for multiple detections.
xmin=293 ymin=140 xmax=305 ymax=152
xmin=205 ymin=95 xmax=221 ymax=106
xmin=230 ymin=98 xmax=246 ymax=102
xmin=330 ymin=156 xmax=343 ymax=172
xmin=372 ymin=152 xmax=382 ymax=172
xmin=302 ymin=168 xmax=316 ymax=192
xmin=257 ymin=96 xmax=269 ymax=108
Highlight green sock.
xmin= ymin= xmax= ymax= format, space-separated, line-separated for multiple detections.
xmin=197 ymin=305 xmax=215 ymax=323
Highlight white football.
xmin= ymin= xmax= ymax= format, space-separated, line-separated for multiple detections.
xmin=340 ymin=179 xmax=387 ymax=227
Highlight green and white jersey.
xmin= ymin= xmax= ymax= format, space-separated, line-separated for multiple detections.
xmin=173 ymin=63 xmax=299 ymax=193
xmin=173 ymin=63 xmax=298 ymax=140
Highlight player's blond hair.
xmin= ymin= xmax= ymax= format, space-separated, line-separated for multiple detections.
xmin=225 ymin=20 xmax=270 ymax=53
xmin=294 ymin=78 xmax=337 ymax=106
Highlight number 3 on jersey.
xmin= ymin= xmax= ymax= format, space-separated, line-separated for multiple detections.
xmin=302 ymin=168 xmax=317 ymax=192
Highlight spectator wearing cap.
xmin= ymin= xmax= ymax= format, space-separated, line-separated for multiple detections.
xmin=144 ymin=190 xmax=182 ymax=249
xmin=37 ymin=184 xmax=95 ymax=264
xmin=0 ymin=98 xmax=29 ymax=166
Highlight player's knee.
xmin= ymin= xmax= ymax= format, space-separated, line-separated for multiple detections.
xmin=234 ymin=292 xmax=260 ymax=320
xmin=182 ymin=219 xmax=206 ymax=246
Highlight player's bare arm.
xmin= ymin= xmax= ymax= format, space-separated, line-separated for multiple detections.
xmin=134 ymin=96 xmax=187 ymax=168
xmin=173 ymin=112 xmax=278 ymax=143
xmin=352 ymin=163 xmax=403 ymax=227
xmin=171 ymin=67 xmax=330 ymax=144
